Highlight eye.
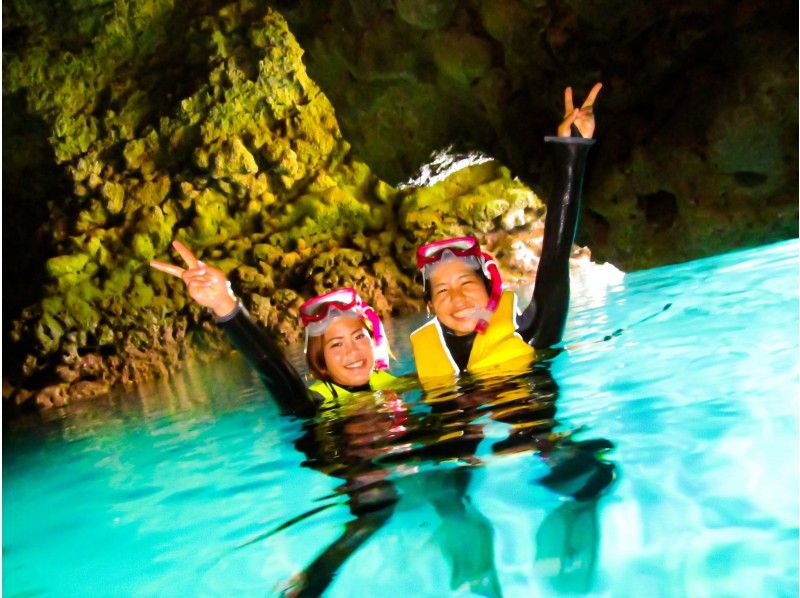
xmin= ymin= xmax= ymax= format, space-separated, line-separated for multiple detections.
xmin=354 ymin=332 xmax=366 ymax=341
xmin=328 ymin=341 xmax=343 ymax=350
xmin=435 ymin=287 xmax=447 ymax=295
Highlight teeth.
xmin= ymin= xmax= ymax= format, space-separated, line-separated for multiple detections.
xmin=345 ymin=360 xmax=365 ymax=369
xmin=453 ymin=308 xmax=476 ymax=319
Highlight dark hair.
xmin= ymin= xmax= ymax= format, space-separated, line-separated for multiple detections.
xmin=305 ymin=333 xmax=331 ymax=381
xmin=422 ymin=266 xmax=492 ymax=302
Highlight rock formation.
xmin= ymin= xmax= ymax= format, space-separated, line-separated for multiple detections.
xmin=3 ymin=0 xmax=795 ymax=412
xmin=282 ymin=0 xmax=798 ymax=268
xmin=3 ymin=2 xmax=576 ymax=411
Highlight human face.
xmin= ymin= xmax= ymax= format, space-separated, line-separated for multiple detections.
xmin=322 ymin=316 xmax=375 ymax=387
xmin=428 ymin=259 xmax=490 ymax=335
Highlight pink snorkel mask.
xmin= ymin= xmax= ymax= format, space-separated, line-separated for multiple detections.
xmin=416 ymin=236 xmax=503 ymax=334
xmin=299 ymin=287 xmax=391 ymax=371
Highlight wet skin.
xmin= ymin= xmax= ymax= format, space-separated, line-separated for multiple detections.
xmin=322 ymin=317 xmax=375 ymax=387
xmin=428 ymin=260 xmax=490 ymax=335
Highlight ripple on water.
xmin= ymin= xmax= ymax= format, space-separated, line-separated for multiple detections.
xmin=158 ymin=484 xmax=215 ymax=506
xmin=2 ymin=240 xmax=797 ymax=596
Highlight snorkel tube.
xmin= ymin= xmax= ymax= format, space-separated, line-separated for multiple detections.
xmin=360 ymin=304 xmax=390 ymax=371
xmin=476 ymin=252 xmax=503 ymax=333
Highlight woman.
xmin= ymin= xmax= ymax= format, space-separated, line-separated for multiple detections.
xmin=299 ymin=287 xmax=398 ymax=402
xmin=150 ymin=241 xmax=400 ymax=416
xmin=152 ymin=243 xmax=409 ymax=595
xmin=149 ymin=82 xmax=613 ymax=595
xmin=411 ymin=83 xmax=603 ymax=385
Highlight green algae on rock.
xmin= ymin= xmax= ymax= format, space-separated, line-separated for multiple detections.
xmin=281 ymin=0 xmax=798 ymax=268
xmin=3 ymin=2 xmax=411 ymax=411
xmin=3 ymin=1 xmax=600 ymax=413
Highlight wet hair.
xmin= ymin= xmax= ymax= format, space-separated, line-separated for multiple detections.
xmin=422 ymin=264 xmax=493 ymax=303
xmin=306 ymin=334 xmax=331 ymax=381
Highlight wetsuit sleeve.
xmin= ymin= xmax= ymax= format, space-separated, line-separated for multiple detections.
xmin=517 ymin=136 xmax=595 ymax=349
xmin=217 ymin=303 xmax=317 ymax=418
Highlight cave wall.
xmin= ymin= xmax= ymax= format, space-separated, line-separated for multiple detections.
xmin=2 ymin=0 xmax=796 ymax=411
xmin=281 ymin=0 xmax=798 ymax=268
xmin=3 ymin=0 xmax=551 ymax=410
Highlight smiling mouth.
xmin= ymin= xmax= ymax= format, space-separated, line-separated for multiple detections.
xmin=344 ymin=360 xmax=367 ymax=370
xmin=453 ymin=308 xmax=477 ymax=319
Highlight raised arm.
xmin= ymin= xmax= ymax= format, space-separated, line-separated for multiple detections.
xmin=151 ymin=241 xmax=316 ymax=418
xmin=517 ymin=83 xmax=601 ymax=349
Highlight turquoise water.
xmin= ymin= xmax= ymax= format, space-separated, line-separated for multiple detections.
xmin=4 ymin=240 xmax=798 ymax=597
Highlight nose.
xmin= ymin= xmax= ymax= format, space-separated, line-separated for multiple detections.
xmin=344 ymin=338 xmax=362 ymax=359
xmin=449 ymin=286 xmax=468 ymax=306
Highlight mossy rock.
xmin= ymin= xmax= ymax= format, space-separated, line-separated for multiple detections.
xmin=46 ymin=253 xmax=90 ymax=277
xmin=4 ymin=2 xmax=566 ymax=409
xmin=395 ymin=0 xmax=457 ymax=30
xmin=430 ymin=32 xmax=493 ymax=85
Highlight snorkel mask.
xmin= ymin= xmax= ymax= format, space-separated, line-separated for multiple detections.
xmin=299 ymin=287 xmax=390 ymax=371
xmin=416 ymin=236 xmax=503 ymax=334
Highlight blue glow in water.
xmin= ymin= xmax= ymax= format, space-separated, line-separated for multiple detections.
xmin=4 ymin=240 xmax=798 ymax=597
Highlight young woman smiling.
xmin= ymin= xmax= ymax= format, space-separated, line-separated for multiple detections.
xmin=411 ymin=83 xmax=603 ymax=385
xmin=150 ymin=242 xmax=397 ymax=413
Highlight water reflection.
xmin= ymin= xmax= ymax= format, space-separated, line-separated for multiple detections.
xmin=267 ymin=360 xmax=617 ymax=596
xmin=4 ymin=356 xmax=263 ymax=443
xmin=4 ymin=336 xmax=617 ymax=597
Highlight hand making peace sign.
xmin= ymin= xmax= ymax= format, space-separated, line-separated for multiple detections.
xmin=150 ymin=241 xmax=238 ymax=318
xmin=557 ymin=82 xmax=602 ymax=139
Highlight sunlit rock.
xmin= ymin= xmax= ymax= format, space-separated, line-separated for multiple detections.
xmin=8 ymin=0 xmax=787 ymax=411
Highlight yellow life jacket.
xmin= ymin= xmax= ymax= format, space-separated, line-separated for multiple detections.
xmin=305 ymin=371 xmax=414 ymax=476
xmin=410 ymin=291 xmax=535 ymax=387
xmin=309 ymin=369 xmax=399 ymax=404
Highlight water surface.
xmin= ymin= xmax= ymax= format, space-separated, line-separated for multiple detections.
xmin=4 ymin=240 xmax=798 ymax=597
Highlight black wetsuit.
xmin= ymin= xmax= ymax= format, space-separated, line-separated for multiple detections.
xmin=214 ymin=305 xmax=317 ymax=417
xmin=212 ymin=135 xmax=602 ymax=596
xmin=220 ymin=135 xmax=593 ymax=390
xmin=441 ymin=136 xmax=594 ymax=371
